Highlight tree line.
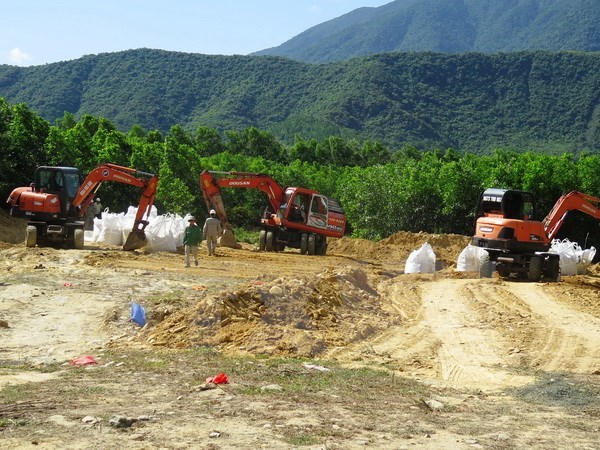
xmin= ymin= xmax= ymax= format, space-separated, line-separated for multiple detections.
xmin=1 ymin=98 xmax=599 ymax=243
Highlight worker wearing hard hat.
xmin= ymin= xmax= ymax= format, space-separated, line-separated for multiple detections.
xmin=93 ymin=198 xmax=103 ymax=218
xmin=183 ymin=216 xmax=202 ymax=267
xmin=203 ymin=209 xmax=222 ymax=256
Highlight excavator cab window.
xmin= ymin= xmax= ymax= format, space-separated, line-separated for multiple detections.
xmin=37 ymin=169 xmax=54 ymax=193
xmin=278 ymin=191 xmax=293 ymax=219
xmin=64 ymin=171 xmax=83 ymax=201
xmin=290 ymin=193 xmax=309 ymax=223
xmin=478 ymin=189 xmax=536 ymax=220
xmin=502 ymin=191 xmax=534 ymax=220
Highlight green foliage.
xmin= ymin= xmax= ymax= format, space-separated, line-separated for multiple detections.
xmin=255 ymin=0 xmax=600 ymax=63
xmin=3 ymin=50 xmax=600 ymax=153
xmin=1 ymin=99 xmax=599 ymax=248
xmin=0 ymin=99 xmax=48 ymax=197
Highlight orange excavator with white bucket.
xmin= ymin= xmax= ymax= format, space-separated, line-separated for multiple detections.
xmin=472 ymin=188 xmax=600 ymax=281
xmin=7 ymin=163 xmax=158 ymax=250
xmin=200 ymin=170 xmax=346 ymax=255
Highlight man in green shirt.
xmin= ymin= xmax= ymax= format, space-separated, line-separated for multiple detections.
xmin=183 ymin=217 xmax=202 ymax=267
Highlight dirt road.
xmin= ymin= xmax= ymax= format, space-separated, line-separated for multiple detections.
xmin=1 ymin=220 xmax=599 ymax=448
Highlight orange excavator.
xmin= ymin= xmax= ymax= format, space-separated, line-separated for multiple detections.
xmin=7 ymin=163 xmax=158 ymax=250
xmin=472 ymin=188 xmax=600 ymax=281
xmin=200 ymin=170 xmax=346 ymax=255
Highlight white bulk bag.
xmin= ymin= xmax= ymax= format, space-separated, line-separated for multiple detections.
xmin=578 ymin=246 xmax=596 ymax=274
xmin=550 ymin=239 xmax=579 ymax=276
xmin=143 ymin=214 xmax=177 ymax=253
xmin=457 ymin=244 xmax=489 ymax=272
xmin=97 ymin=212 xmax=124 ymax=246
xmin=173 ymin=214 xmax=189 ymax=247
xmin=405 ymin=242 xmax=436 ymax=274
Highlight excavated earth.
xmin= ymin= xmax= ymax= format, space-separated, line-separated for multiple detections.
xmin=1 ymin=209 xmax=599 ymax=449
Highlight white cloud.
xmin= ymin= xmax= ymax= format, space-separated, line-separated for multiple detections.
xmin=9 ymin=48 xmax=32 ymax=65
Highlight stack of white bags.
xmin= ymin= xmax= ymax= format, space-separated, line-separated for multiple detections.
xmin=84 ymin=206 xmax=193 ymax=253
xmin=550 ymin=239 xmax=596 ymax=276
xmin=455 ymin=239 xmax=596 ymax=275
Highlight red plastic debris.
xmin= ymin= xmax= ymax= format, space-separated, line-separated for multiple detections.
xmin=70 ymin=355 xmax=97 ymax=366
xmin=63 ymin=282 xmax=73 ymax=287
xmin=206 ymin=372 xmax=229 ymax=384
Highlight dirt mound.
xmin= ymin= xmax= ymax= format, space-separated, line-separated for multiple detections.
xmin=328 ymin=231 xmax=471 ymax=268
xmin=587 ymin=263 xmax=600 ymax=276
xmin=0 ymin=208 xmax=26 ymax=244
xmin=137 ymin=267 xmax=395 ymax=357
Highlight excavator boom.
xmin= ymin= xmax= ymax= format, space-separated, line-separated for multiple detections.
xmin=200 ymin=170 xmax=285 ymax=226
xmin=543 ymin=191 xmax=600 ymax=241
xmin=72 ymin=163 xmax=158 ymax=251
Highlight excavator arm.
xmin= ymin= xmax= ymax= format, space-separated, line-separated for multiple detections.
xmin=543 ymin=191 xmax=600 ymax=240
xmin=199 ymin=170 xmax=285 ymax=227
xmin=72 ymin=163 xmax=159 ymax=250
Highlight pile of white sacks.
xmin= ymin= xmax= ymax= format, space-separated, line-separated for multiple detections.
xmin=456 ymin=239 xmax=596 ymax=275
xmin=404 ymin=239 xmax=596 ymax=275
xmin=84 ymin=206 xmax=193 ymax=253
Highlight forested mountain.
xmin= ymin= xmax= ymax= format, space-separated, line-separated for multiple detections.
xmin=254 ymin=0 xmax=600 ymax=63
xmin=3 ymin=49 xmax=600 ymax=153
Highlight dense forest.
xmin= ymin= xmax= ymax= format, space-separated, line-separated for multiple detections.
xmin=2 ymin=98 xmax=599 ymax=251
xmin=256 ymin=0 xmax=600 ymax=62
xmin=3 ymin=49 xmax=600 ymax=153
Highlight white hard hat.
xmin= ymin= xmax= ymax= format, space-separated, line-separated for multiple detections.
xmin=95 ymin=198 xmax=100 ymax=202
xmin=188 ymin=216 xmax=197 ymax=222
xmin=210 ymin=209 xmax=216 ymax=215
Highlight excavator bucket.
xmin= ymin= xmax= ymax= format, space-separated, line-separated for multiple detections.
xmin=218 ymin=227 xmax=242 ymax=249
xmin=123 ymin=229 xmax=147 ymax=251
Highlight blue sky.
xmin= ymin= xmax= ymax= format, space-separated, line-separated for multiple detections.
xmin=1 ymin=0 xmax=391 ymax=66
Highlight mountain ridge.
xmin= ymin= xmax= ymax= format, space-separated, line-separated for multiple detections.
xmin=2 ymin=48 xmax=600 ymax=153
xmin=253 ymin=0 xmax=600 ymax=63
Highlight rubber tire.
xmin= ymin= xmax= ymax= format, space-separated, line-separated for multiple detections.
xmin=307 ymin=234 xmax=316 ymax=255
xmin=74 ymin=229 xmax=84 ymax=250
xmin=25 ymin=225 xmax=37 ymax=248
xmin=318 ymin=237 xmax=328 ymax=255
xmin=497 ymin=265 xmax=511 ymax=278
xmin=528 ymin=256 xmax=543 ymax=282
xmin=478 ymin=252 xmax=491 ymax=278
xmin=545 ymin=256 xmax=560 ymax=282
xmin=258 ymin=230 xmax=267 ymax=251
xmin=300 ymin=233 xmax=308 ymax=255
xmin=265 ymin=231 xmax=274 ymax=252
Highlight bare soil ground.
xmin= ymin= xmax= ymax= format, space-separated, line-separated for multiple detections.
xmin=1 ymin=210 xmax=599 ymax=449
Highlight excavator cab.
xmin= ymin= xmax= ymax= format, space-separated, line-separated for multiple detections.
xmin=35 ymin=167 xmax=83 ymax=215
xmin=476 ymin=188 xmax=535 ymax=221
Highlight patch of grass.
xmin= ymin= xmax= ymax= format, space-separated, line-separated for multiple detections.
xmin=191 ymin=346 xmax=221 ymax=358
xmin=0 ymin=417 xmax=28 ymax=429
xmin=232 ymin=227 xmax=259 ymax=245
xmin=286 ymin=433 xmax=321 ymax=446
xmin=143 ymin=290 xmax=188 ymax=306
xmin=510 ymin=373 xmax=599 ymax=407
xmin=0 ymin=385 xmax=31 ymax=403
xmin=0 ymin=361 xmax=62 ymax=374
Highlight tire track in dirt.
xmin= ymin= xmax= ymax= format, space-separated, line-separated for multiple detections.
xmin=417 ymin=279 xmax=532 ymax=391
xmin=368 ymin=278 xmax=532 ymax=392
xmin=505 ymin=283 xmax=600 ymax=373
